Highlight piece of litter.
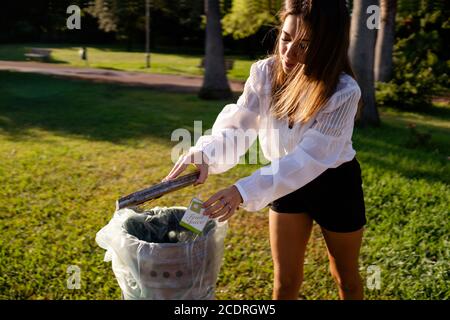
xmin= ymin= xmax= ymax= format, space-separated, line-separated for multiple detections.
xmin=180 ymin=197 xmax=209 ymax=235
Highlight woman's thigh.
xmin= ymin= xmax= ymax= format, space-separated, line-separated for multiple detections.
xmin=321 ymin=227 xmax=364 ymax=277
xmin=269 ymin=210 xmax=314 ymax=279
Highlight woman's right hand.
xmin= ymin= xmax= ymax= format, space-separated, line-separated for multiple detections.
xmin=162 ymin=150 xmax=209 ymax=186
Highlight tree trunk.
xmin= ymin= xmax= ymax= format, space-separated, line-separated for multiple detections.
xmin=199 ymin=0 xmax=232 ymax=100
xmin=349 ymin=0 xmax=380 ymax=127
xmin=375 ymin=0 xmax=397 ymax=82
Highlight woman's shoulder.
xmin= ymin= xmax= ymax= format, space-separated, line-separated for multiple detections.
xmin=253 ymin=56 xmax=276 ymax=71
xmin=336 ymin=72 xmax=361 ymax=97
xmin=321 ymin=73 xmax=361 ymax=113
xmin=248 ymin=56 xmax=275 ymax=92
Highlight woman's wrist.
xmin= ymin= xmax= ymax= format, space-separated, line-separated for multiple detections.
xmin=187 ymin=147 xmax=210 ymax=165
xmin=231 ymin=185 xmax=243 ymax=204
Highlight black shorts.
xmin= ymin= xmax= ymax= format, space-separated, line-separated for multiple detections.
xmin=268 ymin=156 xmax=366 ymax=233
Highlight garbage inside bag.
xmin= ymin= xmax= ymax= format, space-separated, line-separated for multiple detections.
xmin=96 ymin=206 xmax=228 ymax=300
xmin=122 ymin=208 xmax=215 ymax=243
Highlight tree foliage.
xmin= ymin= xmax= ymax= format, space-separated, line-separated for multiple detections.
xmin=376 ymin=0 xmax=449 ymax=110
xmin=397 ymin=0 xmax=448 ymax=15
xmin=86 ymin=0 xmax=204 ymax=48
xmin=221 ymin=0 xmax=282 ymax=39
xmin=0 ymin=0 xmax=95 ymax=42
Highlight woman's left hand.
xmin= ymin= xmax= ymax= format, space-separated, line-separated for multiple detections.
xmin=202 ymin=185 xmax=243 ymax=222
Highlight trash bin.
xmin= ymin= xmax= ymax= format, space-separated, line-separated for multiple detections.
xmin=96 ymin=206 xmax=228 ymax=300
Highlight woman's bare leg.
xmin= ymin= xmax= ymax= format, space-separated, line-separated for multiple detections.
xmin=269 ymin=210 xmax=313 ymax=300
xmin=321 ymin=227 xmax=364 ymax=300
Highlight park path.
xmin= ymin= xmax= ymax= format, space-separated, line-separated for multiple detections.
xmin=0 ymin=60 xmax=245 ymax=93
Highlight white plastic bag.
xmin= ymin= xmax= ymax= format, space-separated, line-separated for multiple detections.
xmin=96 ymin=206 xmax=228 ymax=300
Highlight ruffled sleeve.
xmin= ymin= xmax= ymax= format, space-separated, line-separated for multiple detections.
xmin=189 ymin=62 xmax=264 ymax=174
xmin=233 ymin=83 xmax=362 ymax=212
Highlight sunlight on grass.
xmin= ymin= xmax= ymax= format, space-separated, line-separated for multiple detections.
xmin=0 ymin=71 xmax=448 ymax=299
xmin=0 ymin=44 xmax=255 ymax=81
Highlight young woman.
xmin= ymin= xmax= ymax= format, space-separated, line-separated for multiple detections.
xmin=163 ymin=0 xmax=366 ymax=300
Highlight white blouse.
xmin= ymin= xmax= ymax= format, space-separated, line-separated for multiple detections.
xmin=190 ymin=57 xmax=362 ymax=212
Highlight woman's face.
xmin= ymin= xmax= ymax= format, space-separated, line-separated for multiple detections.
xmin=279 ymin=15 xmax=310 ymax=74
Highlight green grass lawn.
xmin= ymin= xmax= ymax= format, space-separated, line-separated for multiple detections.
xmin=0 ymin=71 xmax=449 ymax=299
xmin=0 ymin=44 xmax=255 ymax=81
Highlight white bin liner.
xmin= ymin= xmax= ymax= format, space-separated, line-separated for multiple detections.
xmin=96 ymin=206 xmax=228 ymax=300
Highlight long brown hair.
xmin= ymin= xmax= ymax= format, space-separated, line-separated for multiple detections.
xmin=270 ymin=0 xmax=357 ymax=127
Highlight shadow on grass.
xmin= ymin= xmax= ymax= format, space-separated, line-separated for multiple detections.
xmin=0 ymin=70 xmax=448 ymax=185
xmin=410 ymin=105 xmax=450 ymax=119
xmin=353 ymin=116 xmax=449 ymax=185
xmin=0 ymin=43 xmax=248 ymax=61
xmin=355 ymin=136 xmax=449 ymax=185
xmin=46 ymin=57 xmax=67 ymax=65
xmin=0 ymin=70 xmax=226 ymax=144
xmin=0 ymin=44 xmax=69 ymax=64
xmin=96 ymin=66 xmax=128 ymax=72
xmin=163 ymin=66 xmax=202 ymax=75
xmin=382 ymin=105 xmax=450 ymax=120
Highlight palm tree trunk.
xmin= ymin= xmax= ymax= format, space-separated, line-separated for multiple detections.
xmin=375 ymin=0 xmax=397 ymax=82
xmin=199 ymin=0 xmax=232 ymax=100
xmin=349 ymin=0 xmax=380 ymax=127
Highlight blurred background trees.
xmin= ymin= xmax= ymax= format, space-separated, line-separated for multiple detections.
xmin=199 ymin=0 xmax=232 ymax=99
xmin=349 ymin=0 xmax=380 ymax=127
xmin=0 ymin=0 xmax=448 ymax=111
xmin=221 ymin=0 xmax=281 ymax=39
xmin=375 ymin=0 xmax=397 ymax=83
xmin=376 ymin=0 xmax=449 ymax=111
